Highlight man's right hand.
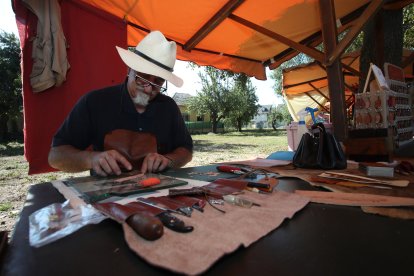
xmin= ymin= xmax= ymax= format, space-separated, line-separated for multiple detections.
xmin=49 ymin=145 xmax=132 ymax=176
xmin=90 ymin=150 xmax=132 ymax=176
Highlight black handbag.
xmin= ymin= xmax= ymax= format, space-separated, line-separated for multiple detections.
xmin=293 ymin=123 xmax=347 ymax=170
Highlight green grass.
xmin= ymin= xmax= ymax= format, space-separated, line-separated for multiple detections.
xmin=0 ymin=129 xmax=288 ymax=233
xmin=0 ymin=202 xmax=12 ymax=212
xmin=189 ymin=129 xmax=288 ymax=165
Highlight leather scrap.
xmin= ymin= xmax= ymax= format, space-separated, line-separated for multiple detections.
xmin=361 ymin=206 xmax=414 ymax=220
xmin=295 ymin=190 xmax=414 ymax=207
xmin=121 ymin=191 xmax=309 ymax=275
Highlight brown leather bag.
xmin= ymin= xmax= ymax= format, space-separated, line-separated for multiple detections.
xmin=104 ymin=129 xmax=157 ymax=170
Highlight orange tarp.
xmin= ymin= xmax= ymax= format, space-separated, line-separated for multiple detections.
xmin=80 ymin=0 xmax=371 ymax=80
xmin=283 ymin=51 xmax=360 ymax=96
xmin=283 ymin=49 xmax=413 ymax=96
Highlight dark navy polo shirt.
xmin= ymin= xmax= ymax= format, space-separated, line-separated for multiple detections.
xmin=52 ymin=81 xmax=193 ymax=154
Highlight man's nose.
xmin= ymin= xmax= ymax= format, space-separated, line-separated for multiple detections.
xmin=143 ymin=84 xmax=153 ymax=93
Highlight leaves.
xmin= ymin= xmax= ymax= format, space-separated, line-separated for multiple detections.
xmin=187 ymin=66 xmax=259 ymax=132
xmin=267 ymin=104 xmax=292 ymax=130
xmin=0 ymin=31 xmax=22 ymax=118
xmin=403 ymin=3 xmax=414 ymax=48
xmin=225 ymin=77 xmax=259 ymax=131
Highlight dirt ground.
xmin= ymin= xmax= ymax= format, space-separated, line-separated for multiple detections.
xmin=0 ymin=155 xmax=89 ymax=233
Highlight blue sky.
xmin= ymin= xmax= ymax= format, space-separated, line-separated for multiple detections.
xmin=0 ymin=1 xmax=282 ymax=105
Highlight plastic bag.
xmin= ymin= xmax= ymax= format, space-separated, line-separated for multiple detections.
xmin=29 ymin=200 xmax=106 ymax=248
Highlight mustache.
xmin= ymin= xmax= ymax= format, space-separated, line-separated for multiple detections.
xmin=136 ymin=88 xmax=156 ymax=97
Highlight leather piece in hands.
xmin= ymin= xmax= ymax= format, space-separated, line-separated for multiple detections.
xmin=104 ymin=129 xmax=157 ymax=170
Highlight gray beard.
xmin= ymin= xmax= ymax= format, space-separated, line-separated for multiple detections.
xmin=132 ymin=92 xmax=150 ymax=106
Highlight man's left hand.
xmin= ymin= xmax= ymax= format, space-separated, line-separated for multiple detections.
xmin=141 ymin=153 xmax=171 ymax=173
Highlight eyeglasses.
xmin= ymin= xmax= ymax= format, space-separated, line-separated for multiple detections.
xmin=134 ymin=74 xmax=168 ymax=93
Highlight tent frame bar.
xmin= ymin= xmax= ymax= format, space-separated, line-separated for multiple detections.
xmin=183 ymin=0 xmax=245 ymax=51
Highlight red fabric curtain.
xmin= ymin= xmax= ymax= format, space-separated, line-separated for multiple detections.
xmin=13 ymin=0 xmax=127 ymax=174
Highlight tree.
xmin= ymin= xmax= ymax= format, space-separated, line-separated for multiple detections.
xmin=187 ymin=66 xmax=234 ymax=133
xmin=358 ymin=5 xmax=407 ymax=93
xmin=267 ymin=104 xmax=292 ymax=130
xmin=188 ymin=66 xmax=260 ymax=133
xmin=0 ymin=31 xmax=22 ymax=141
xmin=225 ymin=74 xmax=259 ymax=132
xmin=403 ymin=3 xmax=414 ymax=49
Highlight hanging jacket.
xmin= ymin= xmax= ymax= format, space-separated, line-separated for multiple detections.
xmin=23 ymin=0 xmax=70 ymax=92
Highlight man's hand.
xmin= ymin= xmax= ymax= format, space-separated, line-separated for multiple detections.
xmin=141 ymin=153 xmax=171 ymax=173
xmin=91 ymin=150 xmax=132 ymax=176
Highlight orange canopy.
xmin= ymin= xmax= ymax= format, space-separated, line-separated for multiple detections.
xmin=282 ymin=49 xmax=413 ymax=121
xmin=282 ymin=51 xmax=359 ymax=121
xmin=283 ymin=49 xmax=413 ymax=96
xmin=283 ymin=51 xmax=360 ymax=96
xmin=79 ymin=0 xmax=373 ymax=80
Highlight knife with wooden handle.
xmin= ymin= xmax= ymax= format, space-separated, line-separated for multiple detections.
xmin=125 ymin=212 xmax=164 ymax=240
xmin=93 ymin=202 xmax=164 ymax=241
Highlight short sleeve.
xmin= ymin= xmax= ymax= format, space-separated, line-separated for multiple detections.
xmin=52 ymin=95 xmax=93 ymax=150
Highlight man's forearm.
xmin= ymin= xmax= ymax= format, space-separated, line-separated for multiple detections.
xmin=164 ymin=147 xmax=192 ymax=168
xmin=48 ymin=145 xmax=94 ymax=172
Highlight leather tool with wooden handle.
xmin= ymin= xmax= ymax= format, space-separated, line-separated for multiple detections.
xmin=319 ymin=172 xmax=409 ymax=187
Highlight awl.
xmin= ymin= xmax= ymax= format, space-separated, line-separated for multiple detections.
xmin=136 ymin=198 xmax=194 ymax=233
xmin=216 ymin=165 xmax=244 ymax=174
xmin=136 ymin=198 xmax=183 ymax=216
xmin=216 ymin=165 xmax=257 ymax=178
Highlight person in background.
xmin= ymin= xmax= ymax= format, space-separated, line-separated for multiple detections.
xmin=48 ymin=31 xmax=193 ymax=176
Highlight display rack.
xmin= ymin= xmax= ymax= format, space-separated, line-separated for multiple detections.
xmin=388 ymin=79 xmax=413 ymax=147
xmin=347 ymin=63 xmax=413 ymax=162
xmin=353 ymin=63 xmax=413 ymax=150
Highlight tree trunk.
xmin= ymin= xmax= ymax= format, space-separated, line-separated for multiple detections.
xmin=237 ymin=119 xmax=242 ymax=132
xmin=271 ymin=120 xmax=277 ymax=131
xmin=211 ymin=114 xmax=218 ymax=133
xmin=359 ymin=8 xmax=403 ymax=93
xmin=9 ymin=118 xmax=18 ymax=133
xmin=0 ymin=114 xmax=9 ymax=142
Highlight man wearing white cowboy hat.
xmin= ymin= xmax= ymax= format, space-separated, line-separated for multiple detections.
xmin=48 ymin=31 xmax=193 ymax=176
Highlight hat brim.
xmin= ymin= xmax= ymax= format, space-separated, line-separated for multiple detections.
xmin=116 ymin=46 xmax=183 ymax=87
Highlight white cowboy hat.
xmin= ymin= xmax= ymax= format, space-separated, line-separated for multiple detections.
xmin=116 ymin=31 xmax=183 ymax=87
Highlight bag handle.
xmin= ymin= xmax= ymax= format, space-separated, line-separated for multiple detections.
xmin=311 ymin=122 xmax=326 ymax=133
